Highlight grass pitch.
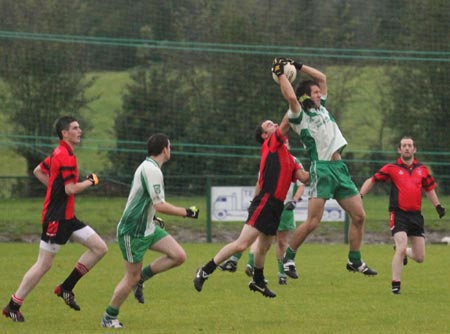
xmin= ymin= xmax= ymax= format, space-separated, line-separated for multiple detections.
xmin=1 ymin=242 xmax=449 ymax=333
xmin=1 ymin=195 xmax=449 ymax=242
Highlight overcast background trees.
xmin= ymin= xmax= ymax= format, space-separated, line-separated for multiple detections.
xmin=0 ymin=0 xmax=448 ymax=194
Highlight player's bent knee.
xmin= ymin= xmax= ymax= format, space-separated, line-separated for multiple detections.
xmin=129 ymin=272 xmax=142 ymax=285
xmin=414 ymin=256 xmax=425 ymax=263
xmin=351 ymin=214 xmax=365 ymax=227
xmin=171 ymin=250 xmax=187 ymax=266
xmin=94 ymin=241 xmax=108 ymax=258
xmin=101 ymin=242 xmax=108 ymax=255
xmin=175 ymin=253 xmax=187 ymax=265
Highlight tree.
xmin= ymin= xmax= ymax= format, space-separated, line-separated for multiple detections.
xmin=0 ymin=0 xmax=95 ymax=196
xmin=376 ymin=0 xmax=450 ymax=193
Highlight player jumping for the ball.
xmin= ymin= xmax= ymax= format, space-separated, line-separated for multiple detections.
xmin=194 ymin=114 xmax=309 ymax=298
xmin=272 ymin=57 xmax=377 ymax=278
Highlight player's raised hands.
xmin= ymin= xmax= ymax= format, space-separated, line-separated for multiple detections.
xmin=272 ymin=58 xmax=285 ymax=77
xmin=285 ymin=58 xmax=303 ymax=71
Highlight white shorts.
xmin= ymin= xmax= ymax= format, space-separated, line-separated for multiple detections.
xmin=40 ymin=225 xmax=96 ymax=253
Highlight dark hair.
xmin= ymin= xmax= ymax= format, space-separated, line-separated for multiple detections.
xmin=147 ymin=133 xmax=169 ymax=156
xmin=295 ymin=79 xmax=320 ymax=97
xmin=255 ymin=123 xmax=264 ymax=144
xmin=55 ymin=116 xmax=77 ymax=139
xmin=398 ymin=136 xmax=415 ymax=148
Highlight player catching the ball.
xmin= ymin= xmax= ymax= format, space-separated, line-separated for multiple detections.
xmin=272 ymin=58 xmax=377 ymax=278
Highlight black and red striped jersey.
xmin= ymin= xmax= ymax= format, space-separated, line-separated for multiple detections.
xmin=372 ymin=158 xmax=436 ymax=212
xmin=258 ymin=128 xmax=301 ymax=201
xmin=41 ymin=140 xmax=79 ymax=222
xmin=40 ymin=156 xmax=51 ymax=174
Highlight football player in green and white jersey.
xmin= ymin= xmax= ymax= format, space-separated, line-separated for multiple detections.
xmin=101 ymin=133 xmax=199 ymax=329
xmin=272 ymin=58 xmax=377 ymax=277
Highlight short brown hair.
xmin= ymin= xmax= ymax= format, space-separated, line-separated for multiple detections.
xmin=147 ymin=133 xmax=169 ymax=156
xmin=55 ymin=116 xmax=77 ymax=139
xmin=398 ymin=136 xmax=415 ymax=148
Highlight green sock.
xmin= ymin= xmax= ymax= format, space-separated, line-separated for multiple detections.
xmin=105 ymin=305 xmax=119 ymax=318
xmin=277 ymin=259 xmax=284 ymax=276
xmin=285 ymin=247 xmax=296 ymax=261
xmin=247 ymin=253 xmax=254 ymax=268
xmin=142 ymin=265 xmax=154 ymax=282
xmin=231 ymin=253 xmax=242 ymax=262
xmin=348 ymin=251 xmax=362 ymax=265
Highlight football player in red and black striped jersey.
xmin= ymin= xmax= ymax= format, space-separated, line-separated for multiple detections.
xmin=194 ymin=113 xmax=309 ymax=298
xmin=3 ymin=116 xmax=107 ymax=322
xmin=360 ymin=136 xmax=446 ymax=294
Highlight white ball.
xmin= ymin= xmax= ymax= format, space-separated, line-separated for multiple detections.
xmin=273 ymin=63 xmax=297 ymax=84
xmin=441 ymin=236 xmax=450 ymax=244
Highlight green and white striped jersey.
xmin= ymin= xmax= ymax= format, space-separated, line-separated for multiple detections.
xmin=288 ymin=96 xmax=347 ymax=161
xmin=117 ymin=157 xmax=165 ymax=237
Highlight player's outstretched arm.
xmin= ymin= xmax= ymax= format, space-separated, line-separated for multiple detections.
xmin=359 ymin=177 xmax=375 ymax=198
xmin=279 ymin=112 xmax=291 ymax=137
xmin=279 ymin=75 xmax=301 ymax=113
xmin=154 ymin=202 xmax=199 ymax=219
xmin=299 ymin=64 xmax=327 ymax=96
xmin=272 ymin=58 xmax=301 ymax=114
xmin=65 ymin=178 xmax=97 ymax=195
xmin=63 ymin=173 xmax=99 ymax=195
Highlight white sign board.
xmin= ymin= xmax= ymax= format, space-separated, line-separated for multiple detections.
xmin=211 ymin=186 xmax=345 ymax=222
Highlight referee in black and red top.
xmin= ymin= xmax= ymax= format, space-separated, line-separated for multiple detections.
xmin=360 ymin=136 xmax=446 ymax=295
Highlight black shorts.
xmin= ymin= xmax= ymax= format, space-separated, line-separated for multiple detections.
xmin=389 ymin=210 xmax=425 ymax=237
xmin=246 ymin=193 xmax=284 ymax=236
xmin=41 ymin=217 xmax=87 ymax=244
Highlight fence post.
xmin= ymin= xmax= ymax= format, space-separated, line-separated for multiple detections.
xmin=206 ymin=177 xmax=212 ymax=243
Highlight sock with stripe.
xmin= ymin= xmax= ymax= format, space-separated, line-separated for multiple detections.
xmin=61 ymin=262 xmax=89 ymax=291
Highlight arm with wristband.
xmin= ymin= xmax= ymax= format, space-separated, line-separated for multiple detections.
xmin=296 ymin=63 xmax=327 ymax=96
xmin=272 ymin=58 xmax=301 ymax=114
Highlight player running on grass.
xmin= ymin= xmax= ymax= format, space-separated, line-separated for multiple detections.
xmin=101 ymin=133 xmax=199 ymax=329
xmin=193 ymin=116 xmax=309 ymax=298
xmin=360 ymin=136 xmax=445 ymax=294
xmin=273 ymin=58 xmax=377 ymax=277
xmin=3 ymin=116 xmax=108 ymax=322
